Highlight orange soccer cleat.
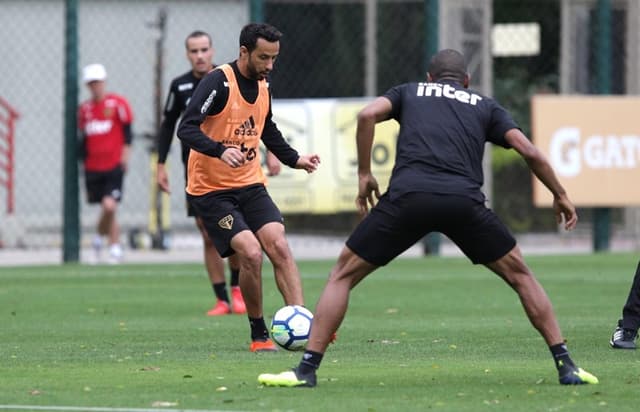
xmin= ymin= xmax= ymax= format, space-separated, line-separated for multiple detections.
xmin=230 ymin=286 xmax=247 ymax=314
xmin=250 ymin=339 xmax=278 ymax=352
xmin=206 ymin=300 xmax=231 ymax=316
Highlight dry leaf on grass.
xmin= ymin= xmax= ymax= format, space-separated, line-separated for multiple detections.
xmin=151 ymin=401 xmax=178 ymax=407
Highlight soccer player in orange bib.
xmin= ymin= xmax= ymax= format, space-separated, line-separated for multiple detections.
xmin=157 ymin=30 xmax=284 ymax=317
xmin=177 ymin=23 xmax=320 ymax=352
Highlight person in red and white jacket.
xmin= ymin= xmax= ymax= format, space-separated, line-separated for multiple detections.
xmin=78 ymin=63 xmax=133 ymax=264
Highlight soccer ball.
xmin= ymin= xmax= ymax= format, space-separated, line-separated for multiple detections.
xmin=270 ymin=305 xmax=313 ymax=351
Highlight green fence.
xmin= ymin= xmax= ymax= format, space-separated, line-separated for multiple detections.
xmin=0 ymin=0 xmax=637 ymax=260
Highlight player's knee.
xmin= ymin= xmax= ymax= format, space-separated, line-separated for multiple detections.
xmin=267 ymin=236 xmax=292 ymax=263
xmin=503 ymin=261 xmax=535 ymax=289
xmin=489 ymin=247 xmax=533 ymax=286
xmin=242 ymin=246 xmax=264 ymax=268
xmin=102 ymin=198 xmax=117 ymax=214
xmin=328 ymin=248 xmax=371 ymax=286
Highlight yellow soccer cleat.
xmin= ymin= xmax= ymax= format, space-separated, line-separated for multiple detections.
xmin=559 ymin=367 xmax=599 ymax=385
xmin=258 ymin=368 xmax=316 ymax=387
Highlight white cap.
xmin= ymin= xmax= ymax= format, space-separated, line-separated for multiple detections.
xmin=83 ymin=63 xmax=107 ymax=83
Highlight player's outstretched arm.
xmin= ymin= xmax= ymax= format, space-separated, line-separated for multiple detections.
xmin=356 ymin=97 xmax=392 ymax=176
xmin=504 ymin=128 xmax=577 ymax=230
xmin=354 ymin=96 xmax=391 ymax=214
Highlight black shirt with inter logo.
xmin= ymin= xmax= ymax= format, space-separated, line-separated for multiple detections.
xmin=383 ymin=80 xmax=518 ymax=202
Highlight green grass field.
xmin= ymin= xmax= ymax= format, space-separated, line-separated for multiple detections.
xmin=1 ymin=252 xmax=639 ymax=412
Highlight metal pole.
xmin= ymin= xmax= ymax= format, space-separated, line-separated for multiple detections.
xmin=250 ymin=0 xmax=264 ymax=23
xmin=147 ymin=8 xmax=169 ymax=250
xmin=364 ymin=0 xmax=377 ymax=97
xmin=425 ymin=0 xmax=439 ymax=62
xmin=593 ymin=0 xmax=611 ymax=252
xmin=63 ymin=0 xmax=80 ymax=262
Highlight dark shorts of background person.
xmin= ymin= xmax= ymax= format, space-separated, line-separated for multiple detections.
xmin=85 ymin=166 xmax=124 ymax=204
xmin=346 ymin=192 xmax=516 ymax=266
xmin=183 ymin=178 xmax=197 ymax=217
xmin=180 ymin=153 xmax=198 ymax=217
xmin=187 ymin=184 xmax=284 ymax=258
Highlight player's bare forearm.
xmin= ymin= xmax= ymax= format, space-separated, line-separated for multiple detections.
xmin=355 ymin=110 xmax=376 ymax=175
xmin=526 ymin=156 xmax=567 ymax=198
xmin=505 ymin=128 xmax=567 ymax=198
xmin=356 ymin=97 xmax=392 ymax=174
xmin=525 ymin=155 xmax=577 ymax=230
xmin=504 ymin=127 xmax=577 ymax=229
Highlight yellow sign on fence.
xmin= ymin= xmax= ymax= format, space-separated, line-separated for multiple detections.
xmin=266 ymin=98 xmax=399 ymax=214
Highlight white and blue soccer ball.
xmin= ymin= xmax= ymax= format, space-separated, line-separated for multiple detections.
xmin=270 ymin=305 xmax=313 ymax=351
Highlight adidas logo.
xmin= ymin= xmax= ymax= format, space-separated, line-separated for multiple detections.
xmin=233 ymin=115 xmax=258 ymax=136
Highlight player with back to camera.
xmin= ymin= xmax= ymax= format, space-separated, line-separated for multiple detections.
xmin=258 ymin=49 xmax=599 ymax=386
xmin=78 ymin=63 xmax=133 ymax=264
xmin=177 ymin=23 xmax=320 ymax=352
xmin=157 ymin=30 xmax=278 ymax=316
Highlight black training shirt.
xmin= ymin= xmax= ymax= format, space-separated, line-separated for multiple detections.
xmin=383 ymin=80 xmax=518 ymax=202
xmin=157 ymin=69 xmax=209 ymax=165
xmin=177 ymin=61 xmax=299 ymax=168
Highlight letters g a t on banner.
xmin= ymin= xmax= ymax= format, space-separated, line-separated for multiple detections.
xmin=531 ymin=95 xmax=640 ymax=207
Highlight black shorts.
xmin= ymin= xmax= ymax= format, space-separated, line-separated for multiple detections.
xmin=187 ymin=184 xmax=283 ymax=257
xmin=85 ymin=166 xmax=124 ymax=204
xmin=185 ymin=195 xmax=196 ymax=217
xmin=346 ymin=192 xmax=516 ymax=266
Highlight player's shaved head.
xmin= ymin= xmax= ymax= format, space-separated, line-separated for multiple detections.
xmin=427 ymin=49 xmax=467 ymax=83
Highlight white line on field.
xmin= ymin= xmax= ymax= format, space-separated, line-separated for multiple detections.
xmin=0 ymin=405 xmax=245 ymax=412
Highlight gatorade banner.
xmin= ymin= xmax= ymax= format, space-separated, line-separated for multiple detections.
xmin=531 ymin=95 xmax=640 ymax=206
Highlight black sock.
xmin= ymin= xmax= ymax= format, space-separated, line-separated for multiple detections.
xmin=249 ymin=316 xmax=269 ymax=341
xmin=230 ymin=268 xmax=240 ymax=287
xmin=213 ymin=282 xmax=229 ymax=303
xmin=298 ymin=350 xmax=323 ymax=375
xmin=549 ymin=343 xmax=575 ymax=373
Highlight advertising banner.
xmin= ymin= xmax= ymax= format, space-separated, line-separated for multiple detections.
xmin=531 ymin=95 xmax=640 ymax=206
xmin=265 ymin=98 xmax=399 ymax=214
